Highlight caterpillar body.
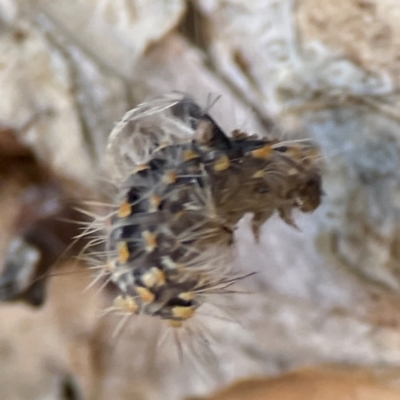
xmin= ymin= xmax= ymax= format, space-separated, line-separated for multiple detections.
xmin=99 ymin=95 xmax=322 ymax=327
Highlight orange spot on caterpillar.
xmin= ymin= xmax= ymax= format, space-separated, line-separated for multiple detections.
xmin=113 ymin=295 xmax=138 ymax=313
xmin=149 ymin=195 xmax=162 ymax=212
xmin=172 ymin=306 xmax=195 ymax=320
xmin=162 ymin=170 xmax=177 ymax=184
xmin=178 ymin=292 xmax=194 ymax=301
xmin=118 ymin=201 xmax=131 ymax=218
xmin=213 ymin=155 xmax=230 ymax=171
xmin=136 ymin=286 xmax=155 ymax=303
xmin=142 ymin=230 xmax=157 ymax=252
xmin=251 ymin=144 xmax=272 ymax=159
xmin=117 ymin=242 xmax=129 ymax=263
xmin=182 ymin=149 xmax=200 ymax=161
xmin=141 ymin=267 xmax=165 ymax=288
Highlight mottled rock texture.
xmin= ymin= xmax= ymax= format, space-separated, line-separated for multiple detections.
xmin=2 ymin=1 xmax=400 ymax=399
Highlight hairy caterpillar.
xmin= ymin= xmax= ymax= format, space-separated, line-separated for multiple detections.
xmin=93 ymin=94 xmax=322 ymax=328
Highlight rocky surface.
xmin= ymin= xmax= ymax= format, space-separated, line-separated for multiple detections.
xmin=2 ymin=1 xmax=400 ymax=399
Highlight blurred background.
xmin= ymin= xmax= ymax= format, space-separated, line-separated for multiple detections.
xmin=2 ymin=0 xmax=400 ymax=399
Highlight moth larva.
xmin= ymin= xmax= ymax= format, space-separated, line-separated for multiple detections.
xmin=95 ymin=94 xmax=322 ymax=327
